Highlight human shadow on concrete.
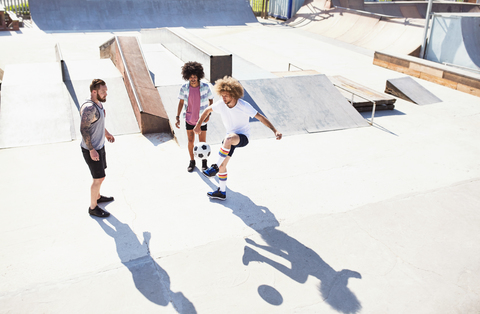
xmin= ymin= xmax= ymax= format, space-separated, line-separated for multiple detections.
xmin=209 ymin=188 xmax=362 ymax=313
xmin=243 ymin=228 xmax=362 ymax=314
xmin=95 ymin=214 xmax=196 ymax=313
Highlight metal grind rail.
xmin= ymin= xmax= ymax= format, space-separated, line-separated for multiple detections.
xmin=333 ymin=84 xmax=377 ymax=126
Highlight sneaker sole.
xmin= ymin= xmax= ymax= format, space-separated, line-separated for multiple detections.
xmin=203 ymin=171 xmax=217 ymax=177
xmin=208 ymin=194 xmax=226 ymax=201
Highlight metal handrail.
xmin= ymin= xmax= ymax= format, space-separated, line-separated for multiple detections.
xmin=288 ymin=63 xmax=303 ymax=71
xmin=333 ymin=84 xmax=377 ymax=125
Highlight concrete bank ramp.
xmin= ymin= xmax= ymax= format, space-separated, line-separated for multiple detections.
xmin=158 ymin=74 xmax=369 ymax=147
xmin=288 ymin=0 xmax=424 ymax=55
xmin=0 ymin=62 xmax=74 ymax=149
xmin=141 ymin=43 xmax=185 ymax=87
xmin=63 ymin=59 xmax=140 ymax=138
xmin=29 ymin=0 xmax=258 ymax=31
xmin=0 ymin=58 xmax=139 ymax=149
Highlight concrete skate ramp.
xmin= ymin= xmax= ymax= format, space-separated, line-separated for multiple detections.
xmin=29 ymin=0 xmax=258 ymax=31
xmin=140 ymin=41 xmax=276 ymax=88
xmin=0 ymin=59 xmax=140 ymax=149
xmin=158 ymin=75 xmax=369 ymax=147
xmin=141 ymin=28 xmax=232 ymax=84
xmin=62 ymin=59 xmax=140 ymax=138
xmin=0 ymin=62 xmax=74 ymax=149
xmin=288 ymin=0 xmax=424 ymax=55
xmin=385 ymin=77 xmax=442 ymax=105
xmin=140 ymin=43 xmax=185 ymax=87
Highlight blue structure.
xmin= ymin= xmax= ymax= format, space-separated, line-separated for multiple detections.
xmin=269 ymin=0 xmax=305 ymax=20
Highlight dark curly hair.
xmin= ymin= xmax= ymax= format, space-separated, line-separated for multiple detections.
xmin=214 ymin=76 xmax=244 ymax=99
xmin=181 ymin=61 xmax=205 ymax=81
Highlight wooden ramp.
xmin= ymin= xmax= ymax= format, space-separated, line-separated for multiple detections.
xmin=385 ymin=77 xmax=442 ymax=105
xmin=329 ymin=75 xmax=396 ymax=112
xmin=158 ymin=74 xmax=370 ymax=147
xmin=101 ymin=36 xmax=171 ymax=134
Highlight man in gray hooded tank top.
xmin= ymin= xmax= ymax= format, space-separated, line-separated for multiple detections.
xmin=80 ymin=79 xmax=115 ymax=218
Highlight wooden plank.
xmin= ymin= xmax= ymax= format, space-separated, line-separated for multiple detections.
xmin=329 ymin=75 xmax=396 ymax=109
xmin=4 ymin=11 xmax=19 ymax=31
xmin=0 ymin=4 xmax=6 ymax=30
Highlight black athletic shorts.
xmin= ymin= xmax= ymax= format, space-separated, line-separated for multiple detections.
xmin=82 ymin=146 xmax=107 ymax=179
xmin=186 ymin=122 xmax=207 ymax=131
xmin=225 ymin=134 xmax=249 ymax=157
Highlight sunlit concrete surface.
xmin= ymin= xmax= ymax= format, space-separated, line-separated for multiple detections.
xmin=1 ymin=17 xmax=480 ymax=314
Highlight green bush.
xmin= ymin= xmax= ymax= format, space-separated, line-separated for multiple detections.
xmin=6 ymin=3 xmax=30 ymax=16
xmin=250 ymin=0 xmax=269 ymax=16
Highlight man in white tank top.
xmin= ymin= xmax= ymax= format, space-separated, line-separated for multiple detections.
xmin=194 ymin=76 xmax=282 ymax=200
xmin=80 ymin=79 xmax=115 ymax=217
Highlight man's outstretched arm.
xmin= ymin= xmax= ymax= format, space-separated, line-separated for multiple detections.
xmin=255 ymin=113 xmax=282 ymax=140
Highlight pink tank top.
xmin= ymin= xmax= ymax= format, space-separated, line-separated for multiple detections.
xmin=185 ymin=85 xmax=201 ymax=125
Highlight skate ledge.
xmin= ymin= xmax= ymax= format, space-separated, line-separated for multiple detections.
xmin=373 ymin=51 xmax=480 ymax=97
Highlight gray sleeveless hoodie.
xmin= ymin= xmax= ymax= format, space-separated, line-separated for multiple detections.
xmin=80 ymin=100 xmax=105 ymax=151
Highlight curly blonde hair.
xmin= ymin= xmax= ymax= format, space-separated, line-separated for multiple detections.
xmin=214 ymin=76 xmax=244 ymax=99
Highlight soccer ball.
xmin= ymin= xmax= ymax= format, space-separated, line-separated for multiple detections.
xmin=193 ymin=142 xmax=211 ymax=159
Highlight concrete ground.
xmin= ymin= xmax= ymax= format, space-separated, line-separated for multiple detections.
xmin=1 ymin=18 xmax=480 ymax=314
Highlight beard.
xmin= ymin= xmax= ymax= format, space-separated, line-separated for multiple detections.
xmin=97 ymin=95 xmax=107 ymax=102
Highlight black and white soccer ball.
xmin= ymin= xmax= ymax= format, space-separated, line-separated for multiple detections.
xmin=193 ymin=142 xmax=211 ymax=159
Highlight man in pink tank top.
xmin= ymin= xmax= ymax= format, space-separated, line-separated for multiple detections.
xmin=175 ymin=62 xmax=214 ymax=172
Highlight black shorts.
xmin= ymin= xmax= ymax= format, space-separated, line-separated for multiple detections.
xmin=186 ymin=122 xmax=207 ymax=131
xmin=225 ymin=134 xmax=249 ymax=157
xmin=82 ymin=146 xmax=107 ymax=179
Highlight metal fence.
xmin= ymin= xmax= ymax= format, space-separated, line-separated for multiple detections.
xmin=250 ymin=0 xmax=305 ymax=20
xmin=0 ymin=0 xmax=29 ymax=15
xmin=250 ymin=0 xmax=268 ymax=16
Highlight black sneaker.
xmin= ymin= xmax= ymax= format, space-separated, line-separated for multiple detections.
xmin=203 ymin=164 xmax=219 ymax=177
xmin=207 ymin=188 xmax=226 ymax=200
xmin=187 ymin=160 xmax=195 ymax=172
xmin=202 ymin=159 xmax=208 ymax=171
xmin=97 ymin=195 xmax=114 ymax=203
xmin=89 ymin=205 xmax=110 ymax=218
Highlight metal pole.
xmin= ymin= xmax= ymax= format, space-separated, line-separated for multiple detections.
xmin=370 ymin=101 xmax=377 ymax=126
xmin=291 ymin=0 xmax=296 ymax=19
xmin=419 ymin=0 xmax=434 ymax=59
xmin=333 ymin=84 xmax=379 ymax=125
